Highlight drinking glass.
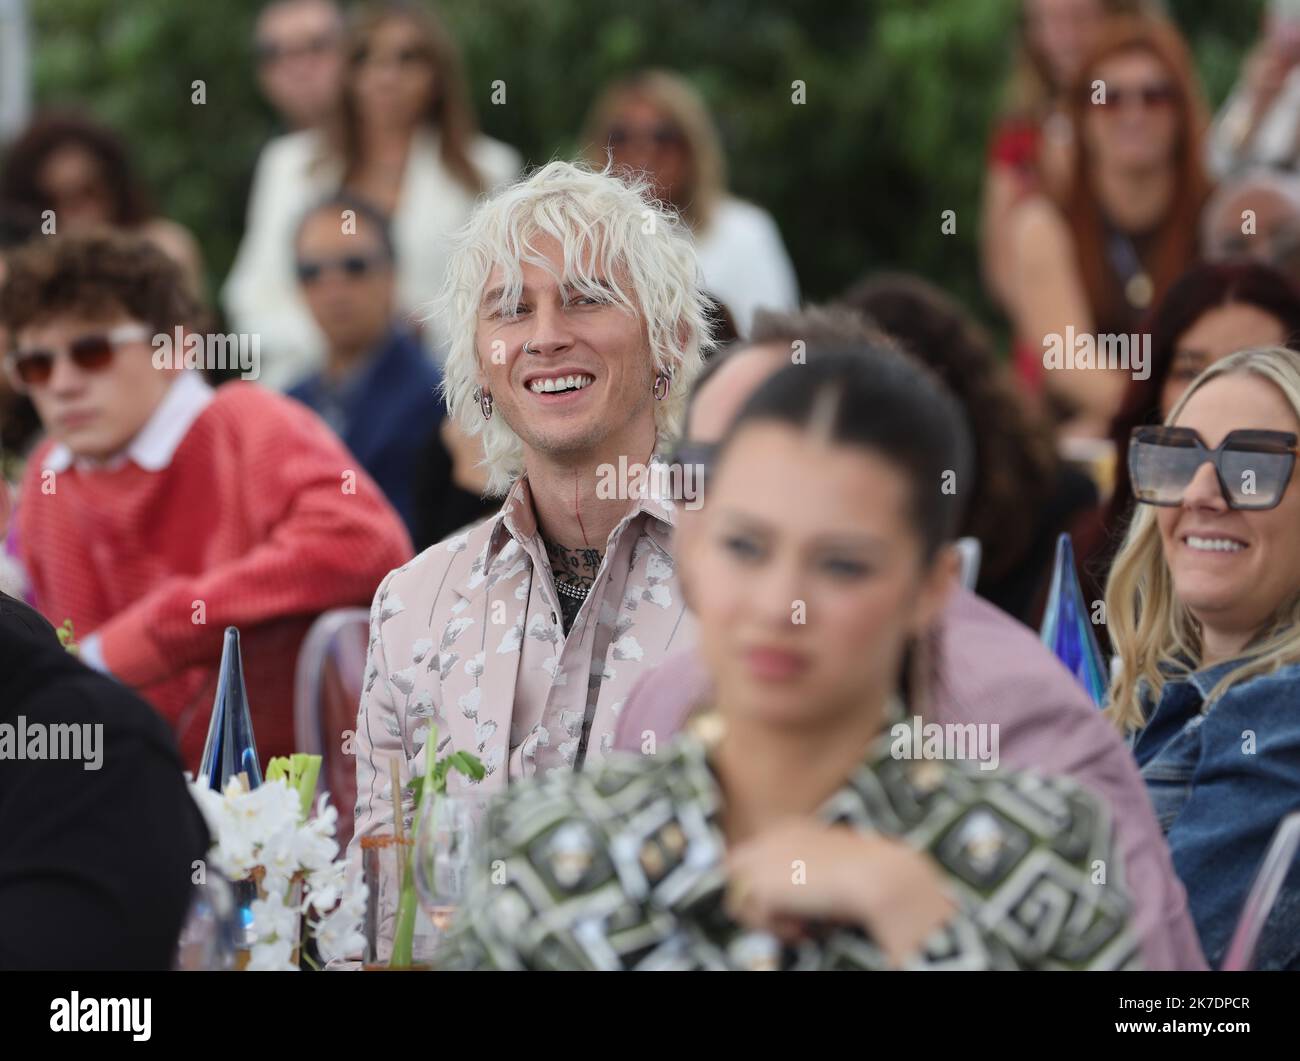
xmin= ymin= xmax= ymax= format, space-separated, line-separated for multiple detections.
xmin=412 ymin=794 xmax=488 ymax=952
xmin=173 ymin=871 xmax=241 ymax=970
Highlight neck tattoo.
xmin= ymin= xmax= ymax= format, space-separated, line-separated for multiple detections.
xmin=543 ymin=538 xmax=604 ymax=633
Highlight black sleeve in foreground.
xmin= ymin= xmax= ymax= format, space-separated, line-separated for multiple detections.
xmin=0 ymin=674 xmax=209 ymax=970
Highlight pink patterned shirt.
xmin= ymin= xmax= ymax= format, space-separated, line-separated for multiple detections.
xmin=348 ymin=472 xmax=694 ymax=954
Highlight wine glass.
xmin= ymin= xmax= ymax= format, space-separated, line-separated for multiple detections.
xmin=413 ymin=794 xmax=487 ymax=949
xmin=173 ymin=870 xmax=241 ymax=970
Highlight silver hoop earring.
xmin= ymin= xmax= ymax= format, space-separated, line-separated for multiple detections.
xmin=473 ymin=387 xmax=493 ymax=420
xmin=522 ymin=339 xmax=539 ymax=355
xmin=653 ymin=371 xmax=671 ymax=401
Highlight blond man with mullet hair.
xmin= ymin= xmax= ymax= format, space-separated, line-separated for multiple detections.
xmin=349 ymin=161 xmax=712 ymax=958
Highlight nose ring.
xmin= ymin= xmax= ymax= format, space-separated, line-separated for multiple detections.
xmin=523 ymin=339 xmax=539 ymax=355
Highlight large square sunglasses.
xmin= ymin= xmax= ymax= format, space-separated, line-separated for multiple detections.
xmin=1129 ymin=426 xmax=1298 ymax=511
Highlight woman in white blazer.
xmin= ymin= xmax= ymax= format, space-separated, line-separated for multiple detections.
xmin=223 ymin=1 xmax=520 ymax=390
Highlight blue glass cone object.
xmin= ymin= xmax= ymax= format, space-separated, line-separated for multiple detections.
xmin=199 ymin=627 xmax=263 ymax=791
xmin=1039 ymin=533 xmax=1109 ymax=706
xmin=196 ymin=627 xmax=265 ymax=950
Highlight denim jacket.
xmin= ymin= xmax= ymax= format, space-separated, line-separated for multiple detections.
xmin=1133 ymin=656 xmax=1300 ymax=970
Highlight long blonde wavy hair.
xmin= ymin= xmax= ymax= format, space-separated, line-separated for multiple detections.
xmin=579 ymin=69 xmax=727 ymax=234
xmin=1105 ymin=346 xmax=1300 ymax=732
xmin=437 ymin=159 xmax=713 ymax=496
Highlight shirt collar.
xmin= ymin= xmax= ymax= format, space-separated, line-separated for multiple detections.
xmin=43 ymin=370 xmax=215 ymax=474
xmin=482 ymin=453 xmax=681 ymax=571
xmin=1147 ymin=653 xmax=1252 ymax=716
xmin=1186 ymin=657 xmax=1250 ymax=700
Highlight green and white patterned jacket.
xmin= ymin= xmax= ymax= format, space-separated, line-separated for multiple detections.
xmin=439 ymin=727 xmax=1142 ymax=971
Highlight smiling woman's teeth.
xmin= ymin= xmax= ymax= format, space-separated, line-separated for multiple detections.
xmin=1185 ymin=536 xmax=1245 ymax=553
xmin=530 ymin=374 xmax=594 ymax=394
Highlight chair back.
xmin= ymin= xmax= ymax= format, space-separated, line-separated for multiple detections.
xmin=293 ymin=608 xmax=370 ymax=851
xmin=1221 ymin=810 xmax=1300 ymax=970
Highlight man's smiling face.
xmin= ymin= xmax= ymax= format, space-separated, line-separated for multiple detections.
xmin=474 ymin=234 xmax=657 ymax=465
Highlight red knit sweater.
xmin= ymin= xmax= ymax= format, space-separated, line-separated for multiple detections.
xmin=18 ymin=382 xmax=413 ymax=770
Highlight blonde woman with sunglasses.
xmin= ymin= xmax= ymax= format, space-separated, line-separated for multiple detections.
xmin=1106 ymin=345 xmax=1300 ymax=969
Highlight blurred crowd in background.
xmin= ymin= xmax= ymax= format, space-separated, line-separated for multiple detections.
xmin=2 ymin=0 xmax=1298 ymax=619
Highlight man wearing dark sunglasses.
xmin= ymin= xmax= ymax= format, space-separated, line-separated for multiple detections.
xmin=0 ymin=231 xmax=412 ymax=773
xmin=287 ymin=193 xmax=443 ymax=536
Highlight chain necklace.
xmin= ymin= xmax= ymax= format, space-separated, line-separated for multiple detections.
xmin=542 ymin=537 xmax=598 ymax=606
xmin=554 ymin=578 xmax=591 ymax=602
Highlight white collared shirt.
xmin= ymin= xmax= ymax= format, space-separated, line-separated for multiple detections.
xmin=43 ymin=370 xmax=215 ymax=474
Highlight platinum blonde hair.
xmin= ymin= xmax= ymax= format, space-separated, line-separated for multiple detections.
xmin=438 ymin=159 xmax=714 ymax=496
xmin=1105 ymin=346 xmax=1300 ymax=733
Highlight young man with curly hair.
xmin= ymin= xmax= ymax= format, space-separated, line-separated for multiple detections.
xmin=1 ymin=231 xmax=412 ymax=769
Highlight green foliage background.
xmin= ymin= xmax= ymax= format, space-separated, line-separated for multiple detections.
xmin=24 ymin=0 xmax=1264 ymax=330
